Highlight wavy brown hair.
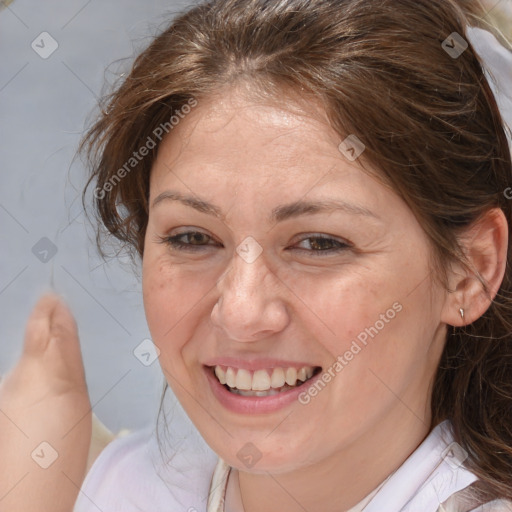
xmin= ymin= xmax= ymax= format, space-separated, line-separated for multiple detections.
xmin=80 ymin=0 xmax=512 ymax=499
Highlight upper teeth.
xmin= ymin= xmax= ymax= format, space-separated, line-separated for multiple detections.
xmin=214 ymin=365 xmax=315 ymax=391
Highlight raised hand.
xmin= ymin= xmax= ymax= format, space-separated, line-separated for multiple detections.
xmin=0 ymin=294 xmax=92 ymax=512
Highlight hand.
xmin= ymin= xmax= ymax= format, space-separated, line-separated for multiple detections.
xmin=0 ymin=294 xmax=92 ymax=512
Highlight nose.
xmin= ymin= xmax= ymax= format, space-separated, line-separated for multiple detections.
xmin=210 ymin=247 xmax=289 ymax=342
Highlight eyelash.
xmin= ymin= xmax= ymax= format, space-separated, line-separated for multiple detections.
xmin=158 ymin=231 xmax=351 ymax=256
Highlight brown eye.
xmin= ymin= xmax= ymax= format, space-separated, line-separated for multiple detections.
xmin=159 ymin=231 xmax=221 ymax=252
xmin=185 ymin=232 xmax=210 ymax=245
xmin=294 ymin=235 xmax=351 ymax=256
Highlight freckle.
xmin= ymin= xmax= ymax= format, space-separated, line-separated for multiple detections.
xmin=153 ymin=262 xmax=175 ymax=290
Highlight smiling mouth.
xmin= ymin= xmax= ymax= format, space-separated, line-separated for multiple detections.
xmin=209 ymin=365 xmax=322 ymax=397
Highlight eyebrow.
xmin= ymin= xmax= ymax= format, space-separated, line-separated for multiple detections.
xmin=151 ymin=190 xmax=379 ymax=222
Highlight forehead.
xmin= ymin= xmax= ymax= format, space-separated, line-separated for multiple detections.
xmin=150 ymin=88 xmax=375 ymax=196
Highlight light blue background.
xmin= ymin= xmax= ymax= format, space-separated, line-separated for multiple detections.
xmin=0 ymin=0 xmax=194 ymax=432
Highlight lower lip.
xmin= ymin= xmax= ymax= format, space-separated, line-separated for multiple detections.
xmin=204 ymin=367 xmax=321 ymax=414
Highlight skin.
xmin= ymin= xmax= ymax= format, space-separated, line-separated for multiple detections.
xmin=141 ymin=87 xmax=507 ymax=511
xmin=0 ymin=295 xmax=91 ymax=512
xmin=0 ymin=87 xmax=506 ymax=512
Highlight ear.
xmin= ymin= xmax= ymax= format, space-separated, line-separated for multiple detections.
xmin=441 ymin=208 xmax=508 ymax=327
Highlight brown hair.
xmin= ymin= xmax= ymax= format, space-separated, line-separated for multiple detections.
xmin=80 ymin=0 xmax=512 ymax=498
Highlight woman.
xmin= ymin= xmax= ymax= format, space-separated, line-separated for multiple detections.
xmin=1 ymin=0 xmax=511 ymax=511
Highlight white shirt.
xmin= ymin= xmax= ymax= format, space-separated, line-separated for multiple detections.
xmin=74 ymin=410 xmax=511 ymax=512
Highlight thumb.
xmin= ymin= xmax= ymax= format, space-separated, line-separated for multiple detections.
xmin=22 ymin=293 xmax=76 ymax=355
xmin=20 ymin=293 xmax=87 ymax=391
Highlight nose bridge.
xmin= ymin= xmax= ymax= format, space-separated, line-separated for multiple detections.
xmin=220 ymin=244 xmax=271 ymax=306
xmin=212 ymin=243 xmax=288 ymax=341
xmin=218 ymin=233 xmax=268 ymax=292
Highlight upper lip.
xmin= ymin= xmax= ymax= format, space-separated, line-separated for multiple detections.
xmin=203 ymin=357 xmax=321 ymax=371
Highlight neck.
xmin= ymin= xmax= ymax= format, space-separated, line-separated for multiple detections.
xmin=237 ymin=405 xmax=432 ymax=512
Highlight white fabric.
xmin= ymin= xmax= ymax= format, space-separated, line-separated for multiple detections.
xmin=73 ymin=416 xmax=508 ymax=512
xmin=466 ymin=26 xmax=512 ymax=154
xmin=74 ymin=399 xmax=219 ymax=512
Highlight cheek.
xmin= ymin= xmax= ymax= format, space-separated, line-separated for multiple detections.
xmin=142 ymin=254 xmax=186 ymax=354
xmin=142 ymin=254 xmax=216 ymax=357
xmin=143 ymin=258 xmax=173 ymax=335
xmin=324 ymin=283 xmax=442 ymax=416
xmin=302 ymin=260 xmax=439 ymax=383
xmin=288 ymin=266 xmax=397 ymax=355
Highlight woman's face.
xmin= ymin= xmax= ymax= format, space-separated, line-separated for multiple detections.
xmin=142 ymin=88 xmax=449 ymax=473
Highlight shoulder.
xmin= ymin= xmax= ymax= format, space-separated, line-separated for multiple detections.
xmin=365 ymin=421 xmax=482 ymax=512
xmin=382 ymin=421 xmax=512 ymax=512
xmin=74 ymin=425 xmax=218 ymax=512
xmin=468 ymin=500 xmax=512 ymax=512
